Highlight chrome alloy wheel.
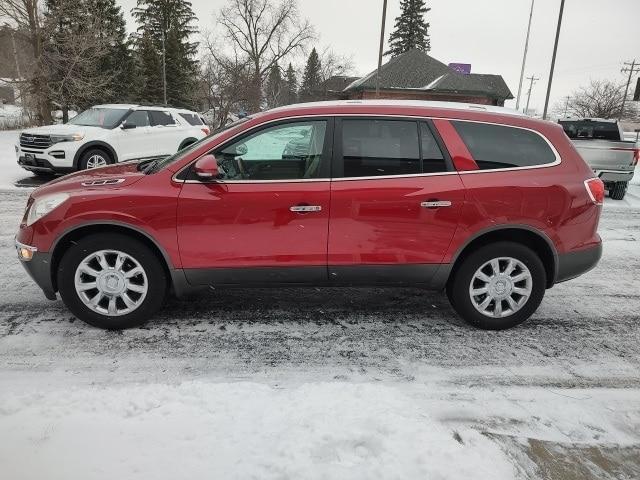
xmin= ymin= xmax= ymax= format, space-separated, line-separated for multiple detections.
xmin=86 ymin=154 xmax=107 ymax=169
xmin=74 ymin=250 xmax=148 ymax=317
xmin=469 ymin=257 xmax=533 ymax=318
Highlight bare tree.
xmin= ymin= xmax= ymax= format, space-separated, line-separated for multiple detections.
xmin=198 ymin=33 xmax=253 ymax=127
xmin=42 ymin=15 xmax=121 ymax=122
xmin=559 ymin=79 xmax=637 ymax=120
xmin=0 ymin=0 xmax=51 ymax=123
xmin=217 ymin=0 xmax=314 ymax=111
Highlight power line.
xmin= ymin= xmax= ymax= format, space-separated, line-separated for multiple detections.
xmin=620 ymin=59 xmax=640 ymax=119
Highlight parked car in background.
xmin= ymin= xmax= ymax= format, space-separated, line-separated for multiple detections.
xmin=558 ymin=118 xmax=639 ymax=199
xmin=16 ymin=104 xmax=209 ymax=176
xmin=16 ymin=100 xmax=603 ymax=331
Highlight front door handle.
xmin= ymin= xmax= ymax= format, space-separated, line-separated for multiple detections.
xmin=290 ymin=205 xmax=322 ymax=213
xmin=421 ymin=200 xmax=452 ymax=209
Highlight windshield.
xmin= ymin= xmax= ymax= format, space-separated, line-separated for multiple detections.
xmin=150 ymin=117 xmax=252 ymax=172
xmin=559 ymin=120 xmax=621 ymax=141
xmin=67 ymin=108 xmax=129 ymax=129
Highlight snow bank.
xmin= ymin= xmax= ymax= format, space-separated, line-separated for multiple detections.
xmin=0 ymin=130 xmax=29 ymax=190
xmin=0 ymin=381 xmax=518 ymax=480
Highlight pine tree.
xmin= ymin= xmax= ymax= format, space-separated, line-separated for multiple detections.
xmin=283 ymin=63 xmax=298 ymax=105
xmin=132 ymin=0 xmax=199 ymax=107
xmin=299 ymin=48 xmax=322 ymax=102
xmin=265 ymin=63 xmax=284 ymax=109
xmin=386 ymin=0 xmax=431 ymax=57
xmin=90 ymin=0 xmax=135 ymax=104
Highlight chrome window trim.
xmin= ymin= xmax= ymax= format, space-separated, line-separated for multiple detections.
xmin=172 ymin=113 xmax=561 ymax=184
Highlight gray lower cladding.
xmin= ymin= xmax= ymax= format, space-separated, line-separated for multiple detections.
xmin=20 ymin=243 xmax=602 ymax=300
xmin=555 ymin=243 xmax=602 ymax=284
xmin=183 ymin=264 xmax=450 ymax=290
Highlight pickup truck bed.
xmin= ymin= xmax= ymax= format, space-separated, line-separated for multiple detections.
xmin=559 ymin=119 xmax=639 ymax=200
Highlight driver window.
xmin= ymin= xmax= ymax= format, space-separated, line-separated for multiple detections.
xmin=217 ymin=120 xmax=327 ymax=180
xmin=126 ymin=110 xmax=150 ymax=127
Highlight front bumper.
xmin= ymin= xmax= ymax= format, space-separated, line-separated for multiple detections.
xmin=15 ymin=239 xmax=56 ymax=300
xmin=16 ymin=142 xmax=77 ymax=173
xmin=555 ymin=243 xmax=603 ymax=284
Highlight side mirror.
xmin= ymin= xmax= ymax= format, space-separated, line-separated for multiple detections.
xmin=194 ymin=154 xmax=219 ymax=179
xmin=121 ymin=121 xmax=136 ymax=130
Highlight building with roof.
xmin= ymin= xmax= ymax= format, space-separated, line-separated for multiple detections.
xmin=341 ymin=49 xmax=513 ymax=106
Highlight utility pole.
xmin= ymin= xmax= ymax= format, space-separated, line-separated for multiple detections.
xmin=516 ymin=0 xmax=535 ymax=111
xmin=620 ymin=60 xmax=639 ymax=119
xmin=375 ymin=0 xmax=388 ymax=98
xmin=542 ymin=0 xmax=565 ymax=120
xmin=161 ymin=30 xmax=168 ymax=106
xmin=525 ymin=75 xmax=539 ymax=115
xmin=563 ymin=95 xmax=570 ymax=117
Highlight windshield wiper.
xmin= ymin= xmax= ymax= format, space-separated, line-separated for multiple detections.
xmin=137 ymin=158 xmax=159 ymax=173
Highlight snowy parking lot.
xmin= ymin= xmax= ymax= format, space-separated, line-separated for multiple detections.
xmin=1 ymin=129 xmax=640 ymax=479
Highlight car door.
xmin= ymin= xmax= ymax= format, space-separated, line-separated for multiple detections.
xmin=177 ymin=118 xmax=333 ymax=285
xmin=115 ymin=110 xmax=152 ymax=161
xmin=148 ymin=110 xmax=183 ymax=156
xmin=328 ymin=117 xmax=465 ymax=285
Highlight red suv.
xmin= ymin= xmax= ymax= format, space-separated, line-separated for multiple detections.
xmin=15 ymin=101 xmax=603 ymax=330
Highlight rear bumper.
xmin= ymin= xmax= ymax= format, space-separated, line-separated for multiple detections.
xmin=555 ymin=243 xmax=602 ymax=284
xmin=595 ymin=169 xmax=635 ymax=183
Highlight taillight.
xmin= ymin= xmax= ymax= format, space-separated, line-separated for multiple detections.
xmin=584 ymin=178 xmax=605 ymax=205
xmin=201 ymin=127 xmax=210 ymax=135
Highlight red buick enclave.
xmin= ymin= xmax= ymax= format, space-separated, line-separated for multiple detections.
xmin=16 ymin=101 xmax=603 ymax=330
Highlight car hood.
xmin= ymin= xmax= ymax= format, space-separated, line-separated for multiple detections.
xmin=32 ymin=162 xmax=144 ymax=198
xmin=21 ymin=124 xmax=107 ymax=137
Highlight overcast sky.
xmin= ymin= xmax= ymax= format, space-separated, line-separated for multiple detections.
xmin=118 ymin=0 xmax=640 ymax=113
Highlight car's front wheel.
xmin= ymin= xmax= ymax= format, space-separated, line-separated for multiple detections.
xmin=57 ymin=233 xmax=167 ymax=329
xmin=78 ymin=148 xmax=112 ymax=170
xmin=446 ymin=242 xmax=546 ymax=330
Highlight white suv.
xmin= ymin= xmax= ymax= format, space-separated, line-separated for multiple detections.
xmin=16 ymin=104 xmax=209 ymax=175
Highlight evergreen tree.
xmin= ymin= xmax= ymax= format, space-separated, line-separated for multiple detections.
xmin=132 ymin=0 xmax=199 ymax=107
xmin=44 ymin=0 xmax=132 ymax=118
xmin=386 ymin=0 xmax=431 ymax=57
xmin=299 ymin=48 xmax=322 ymax=102
xmin=283 ymin=63 xmax=298 ymax=105
xmin=90 ymin=0 xmax=135 ymax=104
xmin=265 ymin=63 xmax=284 ymax=109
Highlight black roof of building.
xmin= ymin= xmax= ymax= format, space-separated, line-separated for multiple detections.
xmin=344 ymin=49 xmax=513 ymax=100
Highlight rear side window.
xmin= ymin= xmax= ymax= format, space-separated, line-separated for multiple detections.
xmin=179 ymin=112 xmax=203 ymax=126
xmin=451 ymin=121 xmax=556 ymax=170
xmin=559 ymin=120 xmax=621 ymax=141
xmin=420 ymin=122 xmax=446 ymax=173
xmin=341 ymin=120 xmax=421 ymax=177
xmin=149 ymin=110 xmax=176 ymax=126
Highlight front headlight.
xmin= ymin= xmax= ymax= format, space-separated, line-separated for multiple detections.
xmin=50 ymin=133 xmax=84 ymax=144
xmin=26 ymin=193 xmax=69 ymax=226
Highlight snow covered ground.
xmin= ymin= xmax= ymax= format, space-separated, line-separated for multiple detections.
xmin=1 ymin=131 xmax=640 ymax=478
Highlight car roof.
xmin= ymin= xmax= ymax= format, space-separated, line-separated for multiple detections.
xmin=559 ymin=117 xmax=619 ymax=124
xmin=270 ymin=100 xmax=526 ymax=117
xmin=92 ymin=104 xmax=198 ymax=113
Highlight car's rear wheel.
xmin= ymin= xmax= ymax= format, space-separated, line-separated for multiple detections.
xmin=57 ymin=233 xmax=167 ymax=329
xmin=446 ymin=242 xmax=546 ymax=330
xmin=78 ymin=148 xmax=112 ymax=170
xmin=609 ymin=181 xmax=627 ymax=200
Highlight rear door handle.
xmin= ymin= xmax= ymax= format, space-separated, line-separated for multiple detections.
xmin=421 ymin=200 xmax=452 ymax=209
xmin=290 ymin=205 xmax=322 ymax=213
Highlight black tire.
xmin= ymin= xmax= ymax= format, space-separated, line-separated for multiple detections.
xmin=57 ymin=233 xmax=167 ymax=329
xmin=446 ymin=242 xmax=546 ymax=330
xmin=78 ymin=148 xmax=113 ymax=170
xmin=178 ymin=139 xmax=196 ymax=151
xmin=609 ymin=181 xmax=627 ymax=200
